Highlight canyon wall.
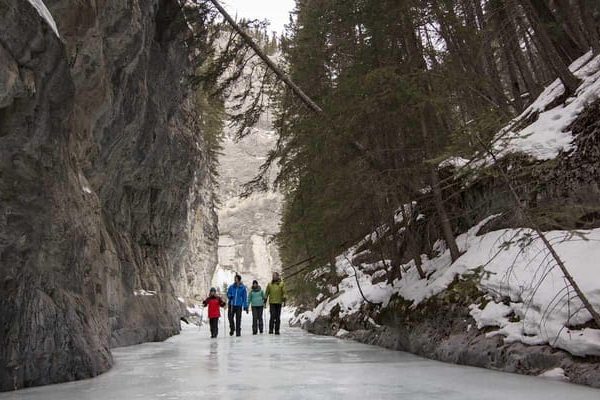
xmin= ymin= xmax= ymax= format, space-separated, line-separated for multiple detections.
xmin=0 ymin=0 xmax=217 ymax=390
xmin=214 ymin=120 xmax=282 ymax=291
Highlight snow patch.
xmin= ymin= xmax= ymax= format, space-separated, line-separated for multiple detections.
xmin=538 ymin=368 xmax=569 ymax=382
xmin=133 ymin=289 xmax=156 ymax=296
xmin=469 ymin=302 xmax=513 ymax=330
xmin=336 ymin=329 xmax=350 ymax=337
xmin=439 ymin=156 xmax=470 ymax=169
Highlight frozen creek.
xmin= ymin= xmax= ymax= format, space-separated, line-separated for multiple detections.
xmin=2 ymin=314 xmax=598 ymax=400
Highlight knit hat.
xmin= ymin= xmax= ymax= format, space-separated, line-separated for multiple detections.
xmin=209 ymin=287 xmax=216 ymax=293
xmin=252 ymin=280 xmax=258 ymax=285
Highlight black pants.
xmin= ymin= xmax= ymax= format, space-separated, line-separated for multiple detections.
xmin=228 ymin=305 xmax=242 ymax=336
xmin=251 ymin=306 xmax=264 ymax=334
xmin=209 ymin=318 xmax=219 ymax=338
xmin=269 ymin=303 xmax=282 ymax=334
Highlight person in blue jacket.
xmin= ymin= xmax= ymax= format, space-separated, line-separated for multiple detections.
xmin=227 ymin=274 xmax=248 ymax=337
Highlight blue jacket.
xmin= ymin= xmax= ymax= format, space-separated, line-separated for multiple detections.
xmin=227 ymin=283 xmax=248 ymax=309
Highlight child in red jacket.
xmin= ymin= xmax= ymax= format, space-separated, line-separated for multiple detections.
xmin=202 ymin=288 xmax=226 ymax=338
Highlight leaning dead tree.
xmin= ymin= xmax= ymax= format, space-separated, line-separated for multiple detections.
xmin=206 ymin=0 xmax=324 ymax=114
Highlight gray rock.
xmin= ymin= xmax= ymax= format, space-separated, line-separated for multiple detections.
xmin=0 ymin=0 xmax=217 ymax=391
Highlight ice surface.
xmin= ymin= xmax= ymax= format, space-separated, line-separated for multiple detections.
xmin=3 ymin=313 xmax=598 ymax=400
xmin=26 ymin=0 xmax=60 ymax=37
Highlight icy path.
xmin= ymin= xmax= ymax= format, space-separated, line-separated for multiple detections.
xmin=1 ymin=316 xmax=599 ymax=399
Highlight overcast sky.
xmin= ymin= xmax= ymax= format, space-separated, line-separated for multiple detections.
xmin=223 ymin=0 xmax=295 ymax=34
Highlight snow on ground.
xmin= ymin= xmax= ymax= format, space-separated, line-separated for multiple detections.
xmin=493 ymin=52 xmax=600 ymax=160
xmin=439 ymin=52 xmax=600 ymax=169
xmin=295 ymin=215 xmax=600 ymax=357
xmin=26 ymin=0 xmax=60 ymax=37
xmin=539 ymin=368 xmax=569 ymax=382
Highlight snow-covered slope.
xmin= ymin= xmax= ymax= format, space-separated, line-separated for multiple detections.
xmin=494 ymin=52 xmax=600 ymax=160
xmin=296 ymin=54 xmax=600 ymax=359
xmin=442 ymin=52 xmax=600 ymax=170
xmin=295 ymin=218 xmax=600 ymax=357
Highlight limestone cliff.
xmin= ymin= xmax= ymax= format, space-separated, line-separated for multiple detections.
xmin=215 ymin=124 xmax=282 ymax=290
xmin=0 ymin=0 xmax=217 ymax=391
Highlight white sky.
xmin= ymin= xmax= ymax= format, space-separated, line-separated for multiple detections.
xmin=223 ymin=0 xmax=295 ymax=34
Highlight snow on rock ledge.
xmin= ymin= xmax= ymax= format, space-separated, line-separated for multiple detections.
xmin=26 ymin=0 xmax=60 ymax=37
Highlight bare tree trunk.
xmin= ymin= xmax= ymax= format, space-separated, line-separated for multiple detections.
xmin=517 ymin=0 xmax=581 ymax=96
xmin=503 ymin=46 xmax=525 ymax=111
xmin=430 ymin=167 xmax=462 ymax=262
xmin=474 ymin=0 xmax=507 ymax=106
xmin=419 ymin=101 xmax=461 ymax=262
xmin=577 ymin=0 xmax=600 ymax=54
xmin=529 ymin=0 xmax=583 ymax=63
xmin=401 ymin=206 xmax=426 ymax=279
xmin=499 ymin=0 xmax=543 ymax=99
xmin=553 ymin=0 xmax=590 ymax=52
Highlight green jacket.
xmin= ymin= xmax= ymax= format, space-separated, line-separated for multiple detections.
xmin=265 ymin=280 xmax=286 ymax=304
xmin=248 ymin=288 xmax=266 ymax=307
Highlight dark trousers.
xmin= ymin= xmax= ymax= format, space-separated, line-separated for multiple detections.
xmin=251 ymin=306 xmax=264 ymax=334
xmin=228 ymin=305 xmax=242 ymax=335
xmin=209 ymin=318 xmax=219 ymax=338
xmin=269 ymin=303 xmax=282 ymax=334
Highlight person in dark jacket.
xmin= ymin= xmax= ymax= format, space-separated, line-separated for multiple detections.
xmin=265 ymin=272 xmax=286 ymax=335
xmin=227 ymin=274 xmax=248 ymax=337
xmin=202 ymin=288 xmax=226 ymax=338
xmin=248 ymin=280 xmax=266 ymax=334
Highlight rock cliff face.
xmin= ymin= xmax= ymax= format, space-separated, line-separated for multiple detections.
xmin=214 ymin=122 xmax=282 ymax=290
xmin=0 ymin=0 xmax=218 ymax=391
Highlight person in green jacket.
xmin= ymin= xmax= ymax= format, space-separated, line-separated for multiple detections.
xmin=248 ymin=280 xmax=266 ymax=334
xmin=265 ymin=272 xmax=286 ymax=335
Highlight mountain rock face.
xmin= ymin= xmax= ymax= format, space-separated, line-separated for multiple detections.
xmin=0 ymin=0 xmax=217 ymax=391
xmin=214 ymin=120 xmax=282 ymax=290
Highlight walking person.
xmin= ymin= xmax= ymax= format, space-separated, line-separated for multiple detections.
xmin=202 ymin=288 xmax=226 ymax=338
xmin=265 ymin=272 xmax=286 ymax=335
xmin=248 ymin=280 xmax=266 ymax=335
xmin=227 ymin=274 xmax=248 ymax=337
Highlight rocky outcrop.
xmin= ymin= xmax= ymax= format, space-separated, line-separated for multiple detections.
xmin=0 ymin=0 xmax=218 ymax=391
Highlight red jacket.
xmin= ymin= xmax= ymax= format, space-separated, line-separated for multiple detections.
xmin=203 ymin=295 xmax=225 ymax=318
